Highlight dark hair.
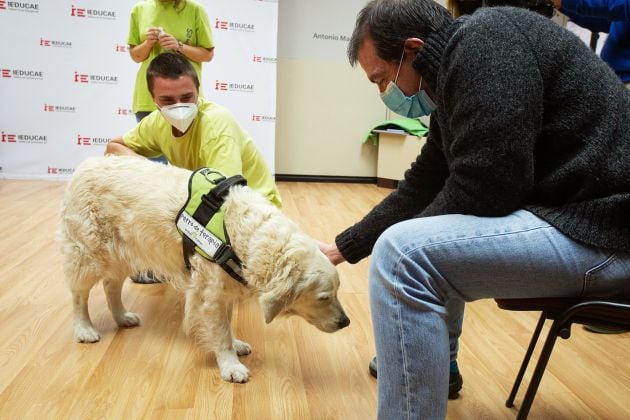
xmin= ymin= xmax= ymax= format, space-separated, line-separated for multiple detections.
xmin=347 ymin=0 xmax=454 ymax=66
xmin=146 ymin=52 xmax=199 ymax=95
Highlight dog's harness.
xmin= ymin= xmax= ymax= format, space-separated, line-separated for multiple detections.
xmin=175 ymin=167 xmax=248 ymax=285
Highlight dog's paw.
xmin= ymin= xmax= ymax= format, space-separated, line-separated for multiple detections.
xmin=74 ymin=325 xmax=101 ymax=343
xmin=115 ymin=311 xmax=141 ymax=328
xmin=233 ymin=339 xmax=252 ymax=356
xmin=220 ymin=362 xmax=250 ymax=383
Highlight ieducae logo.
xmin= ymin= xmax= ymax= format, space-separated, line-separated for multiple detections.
xmin=214 ymin=80 xmax=255 ymax=93
xmin=1 ymin=131 xmax=47 ymax=144
xmin=44 ymin=104 xmax=76 ymax=113
xmin=251 ymin=114 xmax=276 ymax=123
xmin=116 ymin=107 xmax=134 ymax=117
xmin=0 ymin=1 xmax=40 ymax=13
xmin=40 ymin=37 xmax=72 ymax=48
xmin=214 ymin=18 xmax=255 ymax=32
xmin=70 ymin=4 xmax=116 ymax=19
xmin=76 ymin=134 xmax=111 ymax=146
xmin=74 ymin=71 xmax=118 ymax=84
xmin=252 ymin=55 xmax=277 ymax=64
xmin=48 ymin=166 xmax=75 ymax=175
xmin=1 ymin=67 xmax=44 ymax=80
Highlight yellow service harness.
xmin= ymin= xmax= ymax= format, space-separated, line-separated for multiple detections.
xmin=175 ymin=167 xmax=247 ymax=285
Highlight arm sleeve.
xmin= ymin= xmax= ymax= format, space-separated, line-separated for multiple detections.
xmin=122 ymin=117 xmax=162 ymax=158
xmin=127 ymin=6 xmax=141 ymax=46
xmin=195 ymin=6 xmax=214 ymax=48
xmin=199 ymin=115 xmax=244 ymax=176
xmin=200 ymin=140 xmax=243 ymax=176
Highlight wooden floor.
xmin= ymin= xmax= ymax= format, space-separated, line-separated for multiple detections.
xmin=1 ymin=179 xmax=629 ymax=419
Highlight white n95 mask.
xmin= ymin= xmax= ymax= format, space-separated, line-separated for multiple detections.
xmin=158 ymin=102 xmax=198 ymax=133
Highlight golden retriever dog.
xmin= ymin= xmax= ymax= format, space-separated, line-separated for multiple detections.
xmin=59 ymin=155 xmax=349 ymax=383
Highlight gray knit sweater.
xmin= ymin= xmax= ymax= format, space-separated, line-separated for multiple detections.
xmin=336 ymin=7 xmax=630 ymax=264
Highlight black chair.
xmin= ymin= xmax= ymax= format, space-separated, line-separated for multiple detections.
xmin=494 ymin=297 xmax=630 ymax=419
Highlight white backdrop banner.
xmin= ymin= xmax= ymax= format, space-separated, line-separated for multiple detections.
xmin=0 ymin=0 xmax=277 ymax=180
xmin=278 ymin=0 xmax=367 ymax=62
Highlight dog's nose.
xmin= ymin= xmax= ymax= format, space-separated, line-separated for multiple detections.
xmin=337 ymin=314 xmax=350 ymax=329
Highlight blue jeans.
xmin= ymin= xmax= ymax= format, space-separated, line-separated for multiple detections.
xmin=369 ymin=209 xmax=630 ymax=419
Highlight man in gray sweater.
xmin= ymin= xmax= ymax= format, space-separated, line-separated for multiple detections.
xmin=319 ymin=0 xmax=630 ymax=418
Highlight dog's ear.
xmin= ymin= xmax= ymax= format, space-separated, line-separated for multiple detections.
xmin=259 ymin=292 xmax=284 ymax=324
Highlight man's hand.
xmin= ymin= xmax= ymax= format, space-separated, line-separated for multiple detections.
xmin=317 ymin=241 xmax=346 ymax=266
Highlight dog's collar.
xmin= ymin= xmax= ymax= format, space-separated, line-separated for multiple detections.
xmin=176 ymin=167 xmax=248 ymax=286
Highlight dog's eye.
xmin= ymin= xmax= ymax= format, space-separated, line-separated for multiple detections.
xmin=318 ymin=295 xmax=330 ymax=301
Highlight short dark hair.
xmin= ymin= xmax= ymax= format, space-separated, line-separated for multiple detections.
xmin=347 ymin=0 xmax=454 ymax=66
xmin=146 ymin=52 xmax=200 ymax=95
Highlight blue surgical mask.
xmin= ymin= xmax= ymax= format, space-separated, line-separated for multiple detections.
xmin=380 ymin=51 xmax=436 ymax=118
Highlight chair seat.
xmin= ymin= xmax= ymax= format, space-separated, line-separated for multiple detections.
xmin=495 ymin=297 xmax=630 ymax=329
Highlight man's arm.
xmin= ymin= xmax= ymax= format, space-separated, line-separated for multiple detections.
xmin=105 ymin=137 xmax=143 ymax=157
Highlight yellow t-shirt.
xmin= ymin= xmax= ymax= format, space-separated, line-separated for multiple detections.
xmin=123 ymin=98 xmax=282 ymax=207
xmin=127 ymin=0 xmax=213 ymax=113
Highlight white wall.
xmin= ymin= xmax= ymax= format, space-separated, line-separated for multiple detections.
xmin=275 ymin=0 xmax=384 ymax=177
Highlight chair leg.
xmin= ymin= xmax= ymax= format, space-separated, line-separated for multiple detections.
xmin=515 ymin=318 xmax=568 ymax=420
xmin=504 ymin=300 xmax=629 ymax=418
xmin=506 ymin=312 xmax=547 ymax=408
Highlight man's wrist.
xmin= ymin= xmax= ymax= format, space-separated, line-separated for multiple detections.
xmin=177 ymin=41 xmax=184 ymax=53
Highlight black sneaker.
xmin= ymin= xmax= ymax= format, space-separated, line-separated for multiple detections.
xmin=131 ymin=271 xmax=162 ymax=284
xmin=369 ymin=356 xmax=378 ymax=378
xmin=368 ymin=356 xmax=463 ymax=399
xmin=448 ymin=371 xmax=463 ymax=399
